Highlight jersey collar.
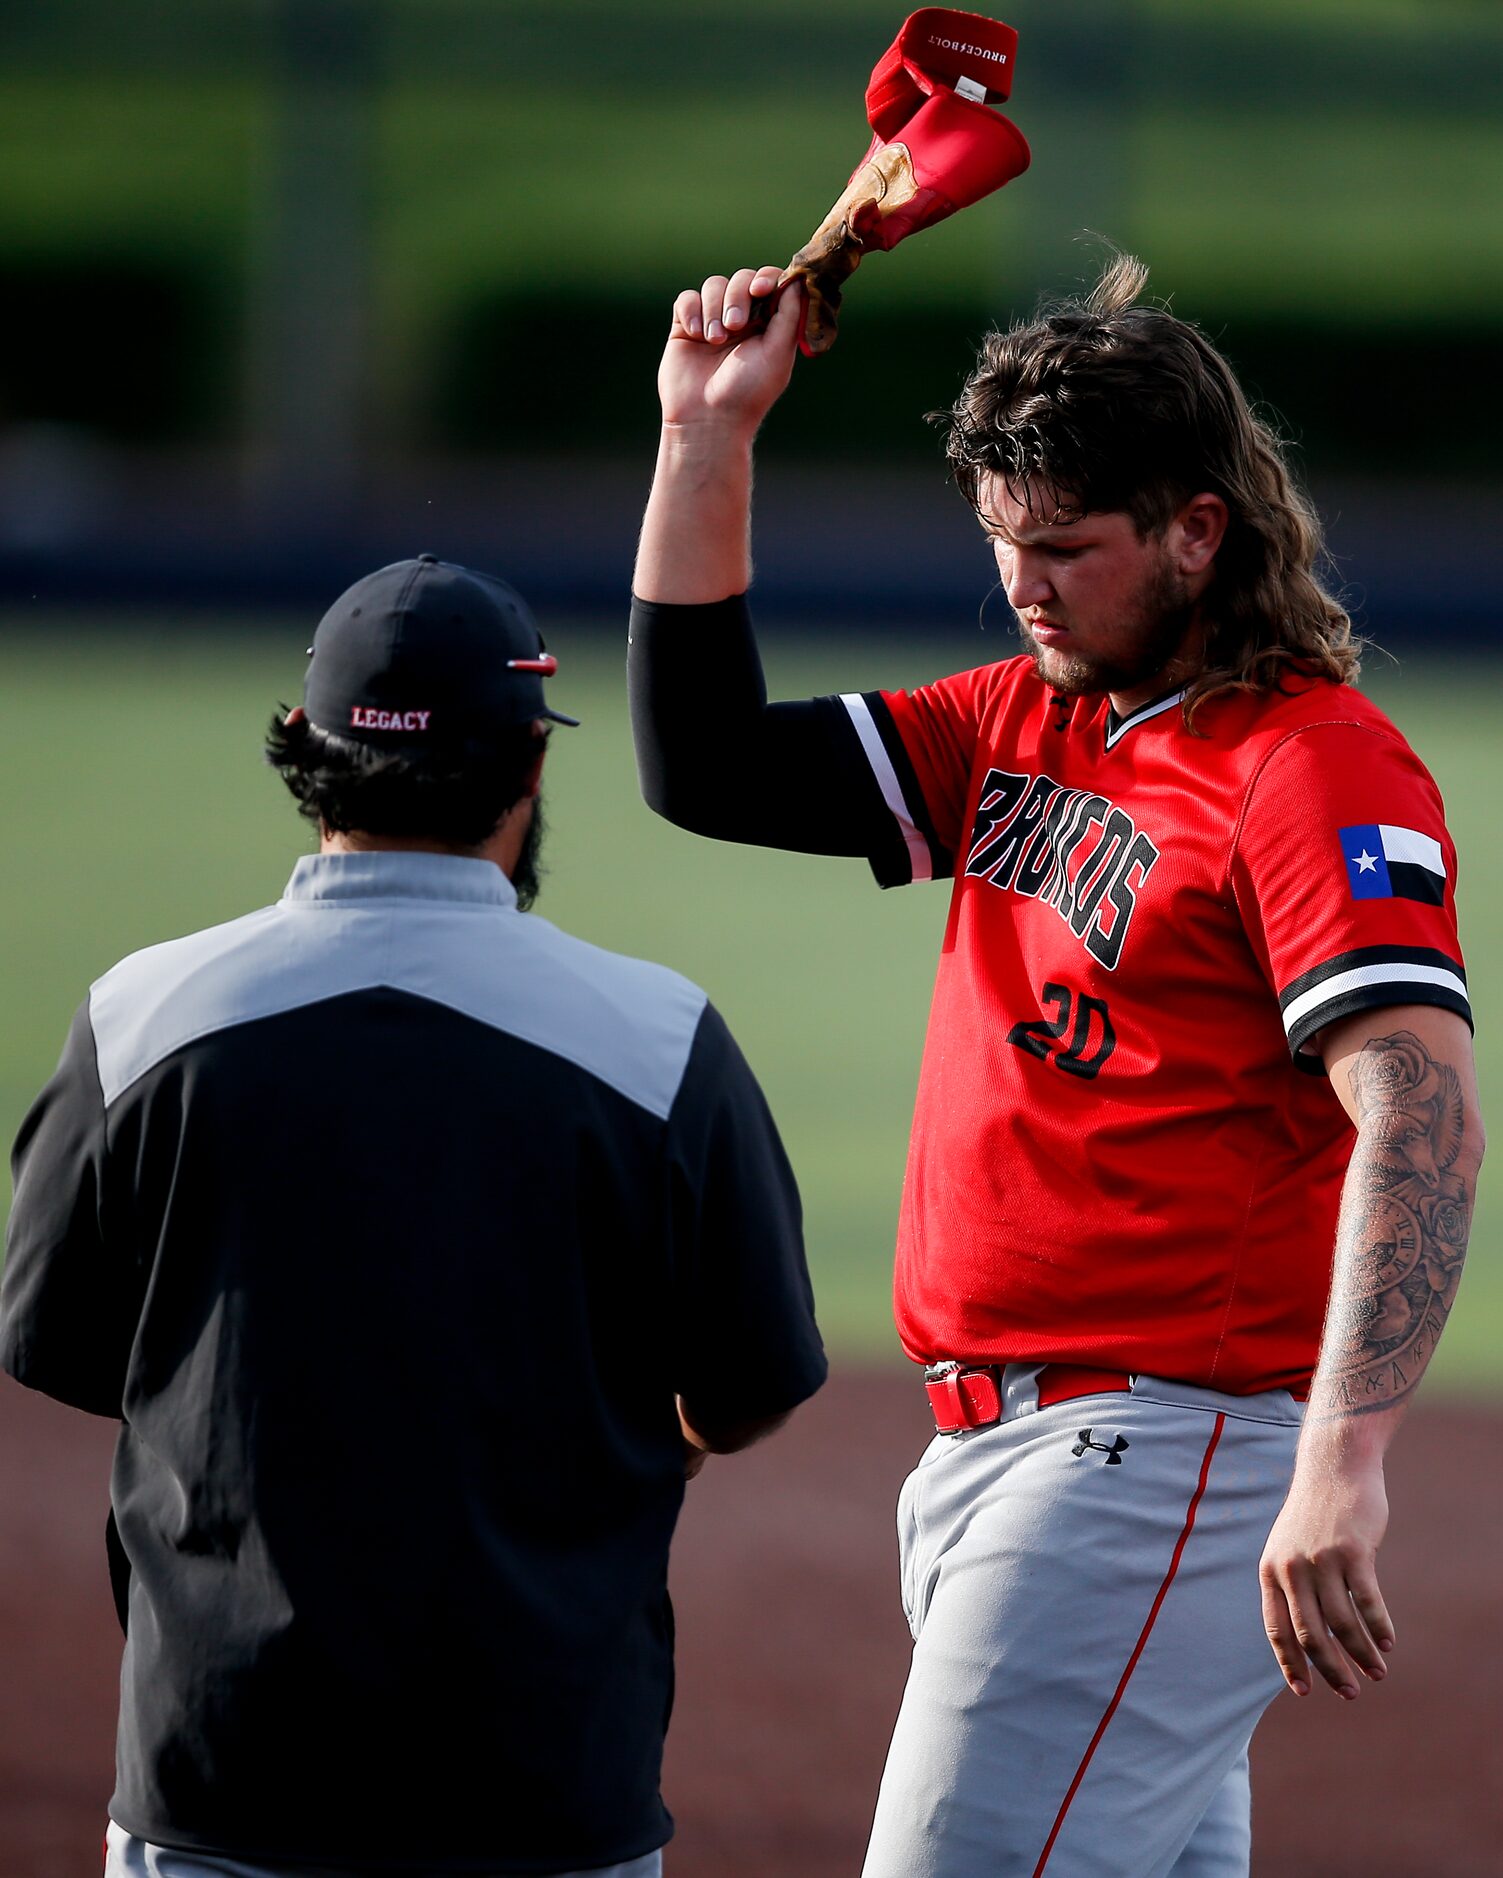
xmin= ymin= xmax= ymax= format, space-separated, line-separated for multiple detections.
xmin=1103 ymin=686 xmax=1187 ymax=751
xmin=281 ymin=851 xmax=518 ymax=910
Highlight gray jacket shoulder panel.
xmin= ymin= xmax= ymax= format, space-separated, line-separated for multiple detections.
xmin=89 ymin=898 xmax=708 ymax=1121
xmin=382 ymin=907 xmax=708 ymax=1122
xmin=89 ymin=906 xmax=290 ymax=1107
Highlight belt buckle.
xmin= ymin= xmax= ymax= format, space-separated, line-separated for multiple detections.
xmin=924 ymin=1360 xmax=1003 ymax=1434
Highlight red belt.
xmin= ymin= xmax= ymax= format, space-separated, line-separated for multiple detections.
xmin=924 ymin=1361 xmax=1131 ymax=1434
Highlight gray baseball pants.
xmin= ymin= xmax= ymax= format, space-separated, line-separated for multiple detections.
xmin=104 ymin=1823 xmax=663 ymax=1878
xmin=861 ymin=1368 xmax=1303 ymax=1878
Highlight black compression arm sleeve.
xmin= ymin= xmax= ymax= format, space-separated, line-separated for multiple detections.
xmin=628 ymin=594 xmax=904 ymax=864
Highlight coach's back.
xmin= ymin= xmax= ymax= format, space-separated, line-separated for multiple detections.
xmin=2 ymin=849 xmax=823 ymax=1872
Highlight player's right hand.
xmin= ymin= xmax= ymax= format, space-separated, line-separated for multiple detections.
xmin=1259 ymin=1453 xmax=1393 ymax=1701
xmin=657 ymin=266 xmax=802 ymax=435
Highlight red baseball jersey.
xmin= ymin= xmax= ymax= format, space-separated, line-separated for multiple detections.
xmin=840 ymin=662 xmax=1471 ymax=1394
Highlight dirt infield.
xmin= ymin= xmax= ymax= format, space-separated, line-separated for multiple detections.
xmin=2 ymin=1370 xmax=1497 ymax=1877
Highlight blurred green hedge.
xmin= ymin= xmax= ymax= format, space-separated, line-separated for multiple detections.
xmin=1 ymin=1 xmax=1499 ymax=473
xmin=5 ymin=255 xmax=1493 ymax=477
xmin=435 ymin=293 xmax=1503 ymax=477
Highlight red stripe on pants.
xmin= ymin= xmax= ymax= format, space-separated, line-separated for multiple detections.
xmin=1032 ymin=1412 xmax=1227 ymax=1876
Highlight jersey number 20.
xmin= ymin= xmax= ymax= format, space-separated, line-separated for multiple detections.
xmin=1007 ymin=982 xmax=1117 ymax=1080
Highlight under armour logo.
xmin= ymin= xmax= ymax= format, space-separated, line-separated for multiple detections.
xmin=1072 ymin=1428 xmax=1129 ymax=1464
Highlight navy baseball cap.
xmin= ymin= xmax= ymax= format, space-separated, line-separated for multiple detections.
xmin=304 ymin=554 xmax=579 ymax=740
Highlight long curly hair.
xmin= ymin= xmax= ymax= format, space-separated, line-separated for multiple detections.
xmin=936 ymin=252 xmax=1361 ymax=724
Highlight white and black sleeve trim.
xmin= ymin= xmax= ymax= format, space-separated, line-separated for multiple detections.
xmin=839 ymin=691 xmax=954 ymax=888
xmin=1279 ymin=943 xmax=1472 ymax=1071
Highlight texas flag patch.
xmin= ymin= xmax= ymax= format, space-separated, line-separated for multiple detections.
xmin=1339 ymin=824 xmax=1447 ymax=905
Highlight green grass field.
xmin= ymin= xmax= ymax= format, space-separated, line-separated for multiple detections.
xmin=6 ymin=76 xmax=1499 ymax=324
xmin=1 ymin=619 xmax=1496 ymax=1388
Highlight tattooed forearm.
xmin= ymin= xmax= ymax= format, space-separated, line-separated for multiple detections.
xmin=1314 ymin=1030 xmax=1475 ymax=1420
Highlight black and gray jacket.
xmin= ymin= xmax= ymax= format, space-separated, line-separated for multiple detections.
xmin=2 ymin=851 xmax=825 ymax=1873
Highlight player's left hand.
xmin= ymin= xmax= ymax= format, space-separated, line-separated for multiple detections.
xmin=1258 ymin=1452 xmax=1393 ymax=1700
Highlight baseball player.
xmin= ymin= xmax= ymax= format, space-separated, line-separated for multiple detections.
xmin=0 ymin=556 xmax=827 ymax=1877
xmin=627 ymin=261 xmax=1483 ymax=1874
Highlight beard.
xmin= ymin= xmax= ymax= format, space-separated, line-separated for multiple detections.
xmin=511 ymin=791 xmax=546 ymax=910
xmin=1018 ymin=553 xmax=1197 ymax=698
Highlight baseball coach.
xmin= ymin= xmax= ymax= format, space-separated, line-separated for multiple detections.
xmin=1 ymin=556 xmax=827 ymax=1878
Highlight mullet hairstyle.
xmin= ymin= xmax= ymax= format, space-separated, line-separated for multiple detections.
xmin=265 ymin=712 xmax=547 ymax=850
xmin=937 ymin=251 xmax=1361 ymax=725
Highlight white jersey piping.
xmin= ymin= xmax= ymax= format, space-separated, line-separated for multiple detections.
xmin=1103 ymin=690 xmax=1186 ymax=751
xmin=840 ymin=694 xmax=933 ymax=884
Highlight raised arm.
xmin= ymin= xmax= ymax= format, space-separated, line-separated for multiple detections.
xmin=635 ymin=264 xmax=795 ymax=604
xmin=630 ymin=268 xmax=898 ymax=861
xmin=1259 ymin=1004 xmax=1484 ymax=1699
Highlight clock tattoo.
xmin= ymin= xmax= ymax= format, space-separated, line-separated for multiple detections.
xmin=1321 ymin=1030 xmax=1473 ymax=1416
